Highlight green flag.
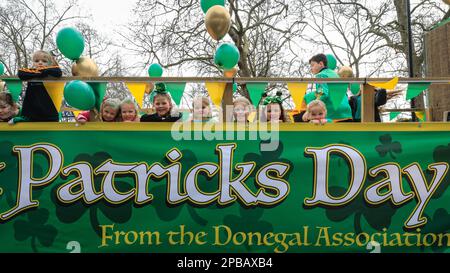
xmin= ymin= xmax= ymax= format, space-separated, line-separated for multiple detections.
xmin=350 ymin=83 xmax=360 ymax=95
xmin=165 ymin=82 xmax=186 ymax=106
xmin=328 ymin=83 xmax=348 ymax=110
xmin=247 ymin=83 xmax=268 ymax=107
xmin=406 ymin=83 xmax=431 ymax=101
xmin=87 ymin=82 xmax=107 ymax=111
xmin=390 ymin=111 xmax=401 ymax=121
xmin=3 ymin=79 xmax=23 ymax=102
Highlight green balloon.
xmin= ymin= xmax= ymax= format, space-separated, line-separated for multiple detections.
xmin=64 ymin=80 xmax=95 ymax=110
xmin=326 ymin=54 xmax=337 ymax=70
xmin=148 ymin=63 xmax=164 ymax=77
xmin=214 ymin=43 xmax=240 ymax=70
xmin=56 ymin=27 xmax=85 ymax=60
xmin=0 ymin=62 xmax=4 ymax=75
xmin=200 ymin=0 xmax=225 ymax=13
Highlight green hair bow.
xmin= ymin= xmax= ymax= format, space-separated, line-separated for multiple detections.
xmin=154 ymin=83 xmax=168 ymax=94
xmin=263 ymin=96 xmax=282 ymax=106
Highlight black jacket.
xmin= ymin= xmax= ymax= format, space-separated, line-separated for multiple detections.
xmin=18 ymin=66 xmax=62 ymax=122
xmin=140 ymin=113 xmax=183 ymax=122
xmin=293 ymin=112 xmax=306 ymax=123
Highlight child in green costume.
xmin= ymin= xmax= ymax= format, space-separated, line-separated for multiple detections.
xmin=297 ymin=54 xmax=353 ymax=122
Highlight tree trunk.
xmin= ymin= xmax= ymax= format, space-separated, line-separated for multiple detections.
xmin=424 ymin=21 xmax=450 ymax=121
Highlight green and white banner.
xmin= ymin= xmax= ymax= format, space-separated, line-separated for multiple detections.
xmin=0 ymin=123 xmax=449 ymax=253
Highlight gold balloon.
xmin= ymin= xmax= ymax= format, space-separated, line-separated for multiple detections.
xmin=205 ymin=5 xmax=231 ymax=41
xmin=338 ymin=66 xmax=354 ymax=78
xmin=224 ymin=66 xmax=239 ymax=78
xmin=443 ymin=0 xmax=450 ymax=5
xmin=145 ymin=82 xmax=155 ymax=94
xmin=72 ymin=57 xmax=99 ymax=77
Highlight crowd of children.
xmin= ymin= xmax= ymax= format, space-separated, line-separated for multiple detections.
xmin=0 ymin=50 xmax=388 ymax=125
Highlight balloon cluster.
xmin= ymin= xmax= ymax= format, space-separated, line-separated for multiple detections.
xmin=202 ymin=0 xmax=240 ymax=89
xmin=56 ymin=27 xmax=100 ymax=110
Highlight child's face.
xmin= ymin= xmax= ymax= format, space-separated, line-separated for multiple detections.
xmin=309 ymin=105 xmax=326 ymax=120
xmin=33 ymin=55 xmax=50 ymax=69
xmin=310 ymin=61 xmax=324 ymax=75
xmin=193 ymin=102 xmax=210 ymax=120
xmin=102 ymin=106 xmax=118 ymax=122
xmin=233 ymin=102 xmax=249 ymax=122
xmin=0 ymin=103 xmax=14 ymax=120
xmin=121 ymin=103 xmax=137 ymax=122
xmin=154 ymin=96 xmax=171 ymax=117
xmin=267 ymin=103 xmax=281 ymax=122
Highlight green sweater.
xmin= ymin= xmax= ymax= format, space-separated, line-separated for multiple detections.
xmin=304 ymin=68 xmax=353 ymax=121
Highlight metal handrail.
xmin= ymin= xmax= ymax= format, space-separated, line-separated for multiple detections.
xmin=2 ymin=76 xmax=448 ymax=122
xmin=1 ymin=76 xmax=449 ymax=84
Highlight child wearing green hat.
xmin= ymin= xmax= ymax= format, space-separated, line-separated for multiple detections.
xmin=140 ymin=83 xmax=183 ymax=122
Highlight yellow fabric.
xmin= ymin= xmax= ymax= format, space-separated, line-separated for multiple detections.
xmin=73 ymin=110 xmax=82 ymax=119
xmin=287 ymin=83 xmax=308 ymax=111
xmin=247 ymin=112 xmax=257 ymax=123
xmin=43 ymin=82 xmax=65 ymax=112
xmin=287 ymin=112 xmax=296 ymax=123
xmin=415 ymin=111 xmax=425 ymax=121
xmin=126 ymin=82 xmax=147 ymax=108
xmin=205 ymin=82 xmax=227 ymax=107
xmin=368 ymin=77 xmax=399 ymax=90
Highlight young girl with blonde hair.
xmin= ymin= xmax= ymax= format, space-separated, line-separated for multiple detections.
xmin=10 ymin=50 xmax=62 ymax=124
xmin=233 ymin=97 xmax=253 ymax=123
xmin=305 ymin=99 xmax=331 ymax=125
xmin=76 ymin=98 xmax=121 ymax=123
xmin=119 ymin=98 xmax=140 ymax=122
xmin=191 ymin=96 xmax=218 ymax=122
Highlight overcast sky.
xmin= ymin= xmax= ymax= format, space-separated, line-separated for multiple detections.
xmin=75 ymin=0 xmax=137 ymax=33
